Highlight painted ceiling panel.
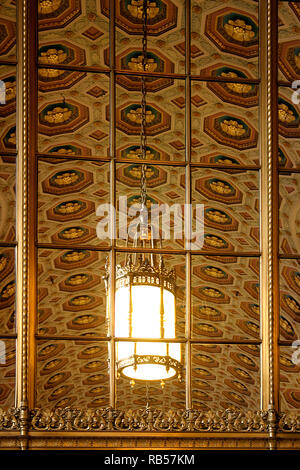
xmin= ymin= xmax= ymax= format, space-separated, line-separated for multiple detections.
xmin=0 ymin=65 xmax=16 ymax=154
xmin=280 ymin=345 xmax=300 ymax=411
xmin=278 ymin=1 xmax=300 ymax=82
xmin=192 ymin=168 xmax=260 ymax=252
xmin=116 ymin=78 xmax=186 ymax=163
xmin=191 ymin=344 xmax=260 ymax=411
xmin=280 ymin=173 xmax=300 ymax=255
xmin=0 ymin=248 xmax=15 ymax=336
xmin=280 ymin=259 xmax=300 ymax=342
xmin=36 ymin=339 xmax=110 ymax=409
xmin=192 ymin=256 xmax=260 ymax=341
xmin=38 ymin=159 xmax=110 ymax=246
xmin=0 ymin=1 xmax=16 ymax=62
xmin=191 ymin=0 xmax=259 ymax=78
xmin=0 ymin=339 xmax=15 ymax=409
xmin=191 ymin=81 xmax=259 ymax=165
xmin=38 ymin=72 xmax=110 ymax=157
xmin=116 ymin=163 xmax=186 ymax=250
xmin=38 ymin=0 xmax=109 ymax=68
xmin=37 ymin=248 xmax=108 ymax=338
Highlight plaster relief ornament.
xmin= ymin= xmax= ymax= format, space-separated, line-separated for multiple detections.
xmin=1 ymin=281 xmax=15 ymax=300
xmin=198 ymin=306 xmax=222 ymax=319
xmin=127 ymin=54 xmax=157 ymax=72
xmin=72 ymin=315 xmax=95 ymax=325
xmin=38 ymin=0 xmax=62 ymax=15
xmin=221 ymin=72 xmax=252 ymax=94
xmin=295 ymin=272 xmax=300 ymax=288
xmin=51 ymin=146 xmax=76 ymax=155
xmin=39 ymin=48 xmax=67 ymax=78
xmin=3 ymin=79 xmax=16 ymax=102
xmin=39 ymin=47 xmax=67 ymax=65
xmin=66 ymin=274 xmax=89 ymax=286
xmin=224 ymin=18 xmax=255 ymax=43
xmin=127 ymin=0 xmax=159 ymax=20
xmin=52 ymin=171 xmax=80 ymax=186
xmin=202 ymin=287 xmax=223 ymax=298
xmin=70 ymin=295 xmax=92 ymax=306
xmin=285 ymin=295 xmax=300 ymax=314
xmin=128 ymin=148 xmax=153 ymax=159
xmin=126 ymin=106 xmax=155 ymax=125
xmin=220 ymin=119 xmax=246 ymax=138
xmin=204 ymin=235 xmax=227 ymax=248
xmin=44 ymin=106 xmax=72 ymax=124
xmin=208 ymin=179 xmax=234 ymax=195
xmin=0 ymin=255 xmax=8 ymax=272
xmin=203 ymin=266 xmax=226 ymax=279
xmin=63 ymin=251 xmax=86 ymax=262
xmin=6 ymin=128 xmax=16 ymax=147
xmin=58 ymin=227 xmax=86 ymax=239
xmin=278 ymin=103 xmax=296 ymax=124
xmin=206 ymin=209 xmax=229 ymax=224
xmin=54 ymin=201 xmax=83 ymax=215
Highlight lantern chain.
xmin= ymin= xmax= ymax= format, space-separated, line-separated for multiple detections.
xmin=140 ymin=0 xmax=148 ymax=208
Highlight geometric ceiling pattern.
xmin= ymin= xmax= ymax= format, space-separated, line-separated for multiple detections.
xmin=191 ymin=81 xmax=259 ymax=165
xmin=279 ymin=259 xmax=300 ymax=344
xmin=278 ymin=4 xmax=300 ymax=170
xmin=191 ymin=168 xmax=259 ymax=252
xmin=37 ymin=249 xmax=108 ymax=338
xmin=116 ymin=164 xmax=186 ymax=249
xmin=279 ymin=174 xmax=300 ymax=255
xmin=191 ymin=344 xmax=260 ymax=412
xmin=0 ymin=159 xmax=15 ymax=242
xmin=33 ymin=0 xmax=264 ymax=412
xmin=278 ymin=3 xmax=300 ymax=412
xmin=278 ymin=87 xmax=300 ymax=170
xmin=191 ymin=0 xmax=259 ymax=77
xmin=38 ymin=0 xmax=109 ymax=68
xmin=38 ymin=159 xmax=110 ymax=247
xmin=280 ymin=346 xmax=300 ymax=411
xmin=112 ymin=0 xmax=186 ymax=75
xmin=115 ymin=79 xmax=186 ymax=162
xmin=38 ymin=73 xmax=110 ymax=156
xmin=36 ymin=340 xmax=110 ymax=409
xmin=0 ymin=247 xmax=15 ymax=338
xmin=278 ymin=1 xmax=300 ymax=82
xmin=0 ymin=338 xmax=15 ymax=408
xmin=192 ymin=256 xmax=260 ymax=341
xmin=0 ymin=1 xmax=16 ymax=62
xmin=0 ymin=65 xmax=16 ymax=153
xmin=4 ymin=0 xmax=300 ymax=416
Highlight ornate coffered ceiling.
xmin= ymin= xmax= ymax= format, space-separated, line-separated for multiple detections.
xmin=1 ymin=0 xmax=300 ymax=418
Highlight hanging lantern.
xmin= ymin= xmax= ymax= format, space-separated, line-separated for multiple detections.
xmin=104 ymin=0 xmax=182 ymax=388
xmin=114 ymin=252 xmax=182 ymax=386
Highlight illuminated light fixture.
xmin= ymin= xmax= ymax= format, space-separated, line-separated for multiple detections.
xmin=114 ymin=249 xmax=182 ymax=387
xmin=105 ymin=0 xmax=182 ymax=388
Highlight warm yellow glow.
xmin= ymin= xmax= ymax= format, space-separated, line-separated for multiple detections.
xmin=115 ymin=284 xmax=181 ymax=381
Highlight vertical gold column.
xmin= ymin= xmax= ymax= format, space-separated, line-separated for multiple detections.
xmin=16 ymin=0 xmax=37 ymax=447
xmin=185 ymin=0 xmax=192 ymax=411
xmin=259 ymin=0 xmax=279 ymax=447
xmin=109 ymin=0 xmax=116 ymax=411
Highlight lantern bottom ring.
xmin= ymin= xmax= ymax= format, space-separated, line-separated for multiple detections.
xmin=117 ymin=353 xmax=183 ymax=382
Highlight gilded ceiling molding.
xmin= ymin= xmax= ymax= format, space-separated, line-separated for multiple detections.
xmin=29 ymin=407 xmax=268 ymax=433
xmin=278 ymin=413 xmax=300 ymax=433
xmin=0 ymin=408 xmax=20 ymax=431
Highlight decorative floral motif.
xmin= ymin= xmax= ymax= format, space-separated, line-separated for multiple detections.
xmin=29 ymin=407 xmax=268 ymax=432
xmin=278 ymin=103 xmax=296 ymax=124
xmin=224 ymin=18 xmax=255 ymax=43
xmin=220 ymin=119 xmax=246 ymax=138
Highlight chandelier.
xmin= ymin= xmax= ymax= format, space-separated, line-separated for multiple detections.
xmin=106 ymin=0 xmax=182 ymax=388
